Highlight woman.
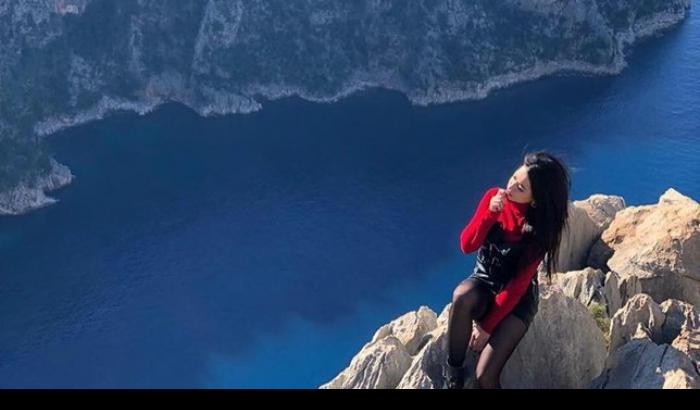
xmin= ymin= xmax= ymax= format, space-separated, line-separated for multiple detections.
xmin=445 ymin=151 xmax=571 ymax=389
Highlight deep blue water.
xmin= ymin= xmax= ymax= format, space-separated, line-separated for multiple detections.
xmin=1 ymin=10 xmax=698 ymax=388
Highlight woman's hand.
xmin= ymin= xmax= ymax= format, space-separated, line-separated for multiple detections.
xmin=469 ymin=322 xmax=491 ymax=352
xmin=489 ymin=188 xmax=506 ymax=213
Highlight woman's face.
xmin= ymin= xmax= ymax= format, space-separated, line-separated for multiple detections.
xmin=506 ymin=165 xmax=533 ymax=205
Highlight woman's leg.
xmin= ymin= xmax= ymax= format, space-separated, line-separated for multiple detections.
xmin=446 ymin=278 xmax=491 ymax=368
xmin=474 ymin=314 xmax=529 ymax=389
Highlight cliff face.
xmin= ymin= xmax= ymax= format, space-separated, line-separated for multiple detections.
xmin=0 ymin=0 xmax=691 ymax=214
xmin=322 ymin=188 xmax=700 ymax=389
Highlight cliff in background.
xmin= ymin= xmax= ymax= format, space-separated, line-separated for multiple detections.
xmin=0 ymin=0 xmax=691 ymax=214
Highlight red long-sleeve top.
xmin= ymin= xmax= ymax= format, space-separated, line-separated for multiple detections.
xmin=459 ymin=186 xmax=545 ymax=334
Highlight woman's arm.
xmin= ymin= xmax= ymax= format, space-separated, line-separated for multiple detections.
xmin=459 ymin=186 xmax=501 ymax=254
xmin=478 ymin=247 xmax=545 ymax=334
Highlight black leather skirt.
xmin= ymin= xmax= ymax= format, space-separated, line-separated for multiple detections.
xmin=468 ymin=273 xmax=539 ymax=329
xmin=468 ymin=223 xmax=539 ymax=328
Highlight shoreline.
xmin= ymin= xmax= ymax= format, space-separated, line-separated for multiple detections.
xmin=0 ymin=4 xmax=689 ymax=216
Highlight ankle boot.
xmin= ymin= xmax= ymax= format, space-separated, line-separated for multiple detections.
xmin=444 ymin=359 xmax=467 ymax=389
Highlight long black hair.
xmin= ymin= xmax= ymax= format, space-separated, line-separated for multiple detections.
xmin=517 ymin=151 xmax=571 ymax=282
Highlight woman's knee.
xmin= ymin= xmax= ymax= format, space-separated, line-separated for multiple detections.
xmin=451 ymin=279 xmax=482 ymax=311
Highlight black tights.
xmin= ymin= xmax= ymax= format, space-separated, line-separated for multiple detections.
xmin=446 ymin=278 xmax=529 ymax=389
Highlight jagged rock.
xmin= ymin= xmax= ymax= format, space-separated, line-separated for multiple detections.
xmin=574 ymin=194 xmax=627 ymax=231
xmin=370 ymin=306 xmax=438 ymax=355
xmin=436 ymin=303 xmax=451 ymax=328
xmin=325 ymin=294 xmax=700 ymax=389
xmin=500 ymin=289 xmax=607 ymax=388
xmin=660 ymin=300 xmax=700 ymax=374
xmin=555 ymin=267 xmax=607 ymax=308
xmin=587 ymin=241 xmax=615 ymax=272
xmin=590 ymin=334 xmax=700 ymax=389
xmin=555 ymin=196 xmax=626 ymax=273
xmin=337 ymin=289 xmax=607 ymax=389
xmin=396 ymin=327 xmax=454 ymax=389
xmin=319 ymin=336 xmax=412 ymax=389
xmin=660 ymin=299 xmax=700 ymax=343
xmin=588 ymin=189 xmax=700 ymax=308
xmin=671 ymin=328 xmax=700 ymax=374
xmin=609 ymin=294 xmax=665 ymax=352
xmin=594 ymin=294 xmax=700 ymax=388
xmin=603 ymin=271 xmax=623 ymax=317
xmin=583 ymin=194 xmax=629 ymax=272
